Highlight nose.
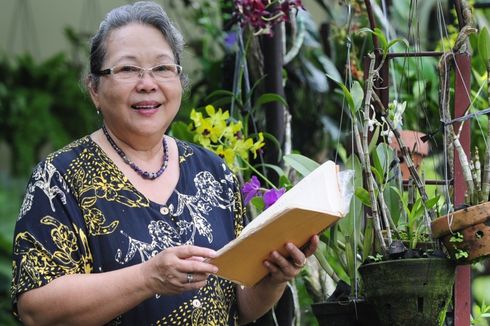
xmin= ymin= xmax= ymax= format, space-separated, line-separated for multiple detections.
xmin=135 ymin=69 xmax=157 ymax=92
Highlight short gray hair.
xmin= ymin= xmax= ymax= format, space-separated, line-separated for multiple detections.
xmin=88 ymin=1 xmax=188 ymax=88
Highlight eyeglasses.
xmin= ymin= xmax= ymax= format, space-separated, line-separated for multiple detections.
xmin=94 ymin=63 xmax=183 ymax=82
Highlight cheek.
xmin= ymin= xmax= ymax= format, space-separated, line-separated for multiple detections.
xmin=166 ymin=84 xmax=183 ymax=104
xmin=99 ymin=84 xmax=130 ymax=107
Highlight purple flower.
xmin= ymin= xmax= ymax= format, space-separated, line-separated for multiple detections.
xmin=242 ymin=175 xmax=261 ymax=205
xmin=263 ymin=187 xmax=286 ymax=208
xmin=224 ymin=31 xmax=238 ymax=50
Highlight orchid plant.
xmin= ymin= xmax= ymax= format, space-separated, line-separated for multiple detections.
xmin=234 ymin=0 xmax=304 ymax=36
xmin=189 ymin=104 xmax=265 ymax=171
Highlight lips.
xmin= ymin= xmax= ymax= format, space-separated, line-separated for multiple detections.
xmin=131 ymin=101 xmax=161 ymax=110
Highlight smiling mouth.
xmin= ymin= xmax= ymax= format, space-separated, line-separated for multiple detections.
xmin=131 ymin=104 xmax=161 ymax=110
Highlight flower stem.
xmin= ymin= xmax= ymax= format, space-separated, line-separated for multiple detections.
xmin=240 ymin=157 xmax=277 ymax=189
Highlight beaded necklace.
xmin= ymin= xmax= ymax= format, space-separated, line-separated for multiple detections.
xmin=102 ymin=125 xmax=169 ymax=180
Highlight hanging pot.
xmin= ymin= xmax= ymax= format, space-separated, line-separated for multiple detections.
xmin=431 ymin=201 xmax=490 ymax=263
xmin=358 ymin=258 xmax=455 ymax=326
xmin=311 ymin=299 xmax=379 ymax=326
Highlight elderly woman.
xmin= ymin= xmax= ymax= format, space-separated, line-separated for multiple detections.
xmin=11 ymin=1 xmax=318 ymax=325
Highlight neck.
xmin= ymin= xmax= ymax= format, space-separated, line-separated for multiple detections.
xmin=105 ymin=126 xmax=163 ymax=158
xmin=101 ymin=125 xmax=169 ymax=180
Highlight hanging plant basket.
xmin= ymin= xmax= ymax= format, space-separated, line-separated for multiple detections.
xmin=311 ymin=299 xmax=379 ymax=326
xmin=358 ymin=258 xmax=455 ymax=326
xmin=431 ymin=201 xmax=490 ymax=263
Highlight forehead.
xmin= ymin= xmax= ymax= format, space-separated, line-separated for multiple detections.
xmin=104 ymin=23 xmax=175 ymax=64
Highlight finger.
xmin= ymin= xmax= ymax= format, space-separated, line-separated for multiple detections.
xmin=173 ymin=245 xmax=217 ymax=259
xmin=180 ymin=259 xmax=218 ymax=275
xmin=186 ymin=279 xmax=208 ymax=290
xmin=303 ymin=235 xmax=320 ymax=257
xmin=181 ymin=272 xmax=211 ymax=284
xmin=285 ymin=243 xmax=307 ymax=268
xmin=269 ymin=251 xmax=296 ymax=275
xmin=264 ymin=260 xmax=280 ymax=274
xmin=263 ymin=261 xmax=292 ymax=284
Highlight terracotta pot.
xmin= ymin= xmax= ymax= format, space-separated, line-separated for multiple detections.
xmin=389 ymin=130 xmax=429 ymax=179
xmin=431 ymin=202 xmax=490 ymax=263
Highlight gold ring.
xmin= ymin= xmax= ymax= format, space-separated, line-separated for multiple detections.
xmin=293 ymin=257 xmax=307 ymax=268
xmin=187 ymin=273 xmax=193 ymax=283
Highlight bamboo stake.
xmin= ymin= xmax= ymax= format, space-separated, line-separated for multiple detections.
xmin=352 ymin=118 xmax=387 ymax=252
xmin=363 ymin=53 xmax=390 ymax=251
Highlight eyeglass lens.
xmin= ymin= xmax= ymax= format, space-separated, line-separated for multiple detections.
xmin=112 ymin=64 xmax=181 ymax=81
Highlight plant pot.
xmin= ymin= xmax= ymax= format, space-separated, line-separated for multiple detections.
xmin=431 ymin=201 xmax=490 ymax=263
xmin=358 ymin=258 xmax=455 ymax=326
xmin=389 ymin=130 xmax=429 ymax=179
xmin=311 ymin=299 xmax=379 ymax=326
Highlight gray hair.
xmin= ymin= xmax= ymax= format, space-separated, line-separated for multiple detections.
xmin=88 ymin=1 xmax=188 ymax=88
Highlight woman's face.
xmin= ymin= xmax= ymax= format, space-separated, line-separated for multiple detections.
xmin=89 ymin=23 xmax=182 ymax=141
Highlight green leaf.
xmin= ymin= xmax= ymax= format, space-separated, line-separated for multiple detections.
xmin=344 ymin=235 xmax=356 ymax=295
xmin=371 ymin=147 xmax=384 ymax=184
xmin=313 ymin=250 xmax=340 ymax=282
xmin=371 ymin=165 xmax=384 ymax=185
xmin=390 ymin=186 xmax=409 ymax=213
xmin=362 ymin=218 xmax=374 ymax=261
xmin=387 ymin=38 xmax=409 ymax=51
xmin=283 ymin=154 xmax=320 ymax=177
xmin=412 ymin=80 xmax=427 ymax=99
xmin=250 ymin=196 xmax=265 ymax=213
xmin=425 ymin=195 xmax=440 ymax=209
xmin=373 ymin=27 xmax=388 ymax=52
xmin=255 ymin=93 xmax=289 ymax=108
xmin=205 ymin=89 xmax=235 ymax=101
xmin=254 ymin=163 xmax=286 ymax=178
xmin=210 ymin=97 xmax=233 ymax=108
xmin=478 ymin=26 xmax=490 ymax=63
xmin=262 ymin=132 xmax=283 ymax=159
xmin=351 ymin=81 xmax=364 ymax=113
xmin=169 ymin=121 xmax=194 ymax=142
xmin=278 ymin=175 xmax=292 ymax=189
xmin=326 ymin=75 xmax=356 ymax=114
xmin=368 ymin=125 xmax=381 ymax=153
xmin=355 ymin=187 xmax=371 ymax=207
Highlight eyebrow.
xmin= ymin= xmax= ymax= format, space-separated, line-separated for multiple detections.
xmin=111 ymin=54 xmax=176 ymax=66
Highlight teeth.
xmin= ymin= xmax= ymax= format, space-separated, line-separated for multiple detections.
xmin=134 ymin=105 xmax=157 ymax=109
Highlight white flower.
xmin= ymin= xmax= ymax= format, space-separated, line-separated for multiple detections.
xmin=391 ymin=100 xmax=406 ymax=129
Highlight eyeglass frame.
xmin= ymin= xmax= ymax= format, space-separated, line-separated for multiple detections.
xmin=92 ymin=63 xmax=183 ymax=82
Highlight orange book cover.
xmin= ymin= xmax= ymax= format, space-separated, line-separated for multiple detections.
xmin=209 ymin=160 xmax=350 ymax=287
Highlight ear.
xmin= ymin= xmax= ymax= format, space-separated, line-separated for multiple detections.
xmin=87 ymin=77 xmax=100 ymax=109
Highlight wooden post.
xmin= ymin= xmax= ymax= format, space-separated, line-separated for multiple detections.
xmin=261 ymin=22 xmax=286 ymax=169
xmin=453 ymin=52 xmax=471 ymax=326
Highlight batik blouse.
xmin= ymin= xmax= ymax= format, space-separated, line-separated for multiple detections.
xmin=11 ymin=136 xmax=245 ymax=325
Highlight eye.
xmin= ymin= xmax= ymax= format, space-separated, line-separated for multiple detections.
xmin=115 ymin=65 xmax=140 ymax=73
xmin=153 ymin=64 xmax=172 ymax=72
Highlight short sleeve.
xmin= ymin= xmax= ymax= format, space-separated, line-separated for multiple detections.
xmin=11 ymin=160 xmax=93 ymax=310
xmin=230 ymin=171 xmax=247 ymax=239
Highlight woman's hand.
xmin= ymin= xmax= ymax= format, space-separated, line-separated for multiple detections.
xmin=142 ymin=245 xmax=218 ymax=296
xmin=263 ymin=235 xmax=320 ymax=285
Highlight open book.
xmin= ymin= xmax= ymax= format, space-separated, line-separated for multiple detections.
xmin=209 ymin=160 xmax=352 ymax=287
